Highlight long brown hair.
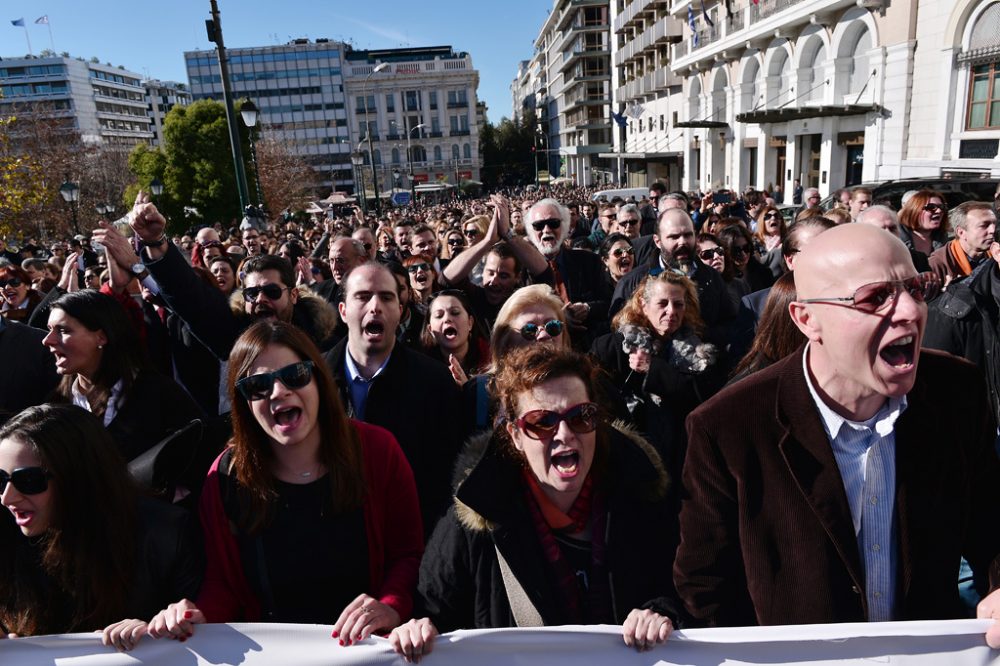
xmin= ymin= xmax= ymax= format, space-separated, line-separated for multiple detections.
xmin=731 ymin=272 xmax=804 ymax=379
xmin=0 ymin=404 xmax=137 ymax=635
xmin=227 ymin=321 xmax=364 ymax=534
xmin=612 ymin=272 xmax=705 ymax=337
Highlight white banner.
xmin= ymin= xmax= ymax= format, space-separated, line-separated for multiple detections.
xmin=1 ymin=620 xmax=997 ymax=665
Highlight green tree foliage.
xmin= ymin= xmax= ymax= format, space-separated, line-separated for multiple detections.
xmin=128 ymin=99 xmax=243 ymax=232
xmin=479 ymin=109 xmax=540 ymax=190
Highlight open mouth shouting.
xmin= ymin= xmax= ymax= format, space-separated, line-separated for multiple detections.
xmin=550 ymin=448 xmax=581 ymax=479
xmin=441 ymin=324 xmax=458 ymax=343
xmin=878 ymin=334 xmax=917 ymax=371
xmin=362 ymin=318 xmax=387 ymax=343
xmin=271 ymin=404 xmax=303 ymax=434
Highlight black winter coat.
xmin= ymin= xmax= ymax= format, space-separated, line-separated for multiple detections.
xmin=325 ymin=340 xmax=463 ymax=534
xmin=923 ymin=260 xmax=1000 ymax=423
xmin=416 ymin=424 xmax=681 ymax=631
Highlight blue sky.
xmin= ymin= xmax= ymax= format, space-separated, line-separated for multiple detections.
xmin=3 ymin=0 xmax=551 ymax=122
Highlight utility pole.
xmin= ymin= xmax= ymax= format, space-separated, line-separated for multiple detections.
xmin=206 ymin=0 xmax=250 ymax=215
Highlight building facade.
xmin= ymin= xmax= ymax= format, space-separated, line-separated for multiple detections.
xmin=184 ymin=39 xmax=352 ymax=193
xmin=0 ymin=55 xmax=154 ymax=147
xmin=667 ymin=0 xmax=1000 ymax=196
xmin=144 ymin=79 xmax=192 ymax=147
xmin=342 ymin=46 xmax=482 ymax=195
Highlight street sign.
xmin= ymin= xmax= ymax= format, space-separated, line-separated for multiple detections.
xmin=391 ymin=191 xmax=412 ymax=206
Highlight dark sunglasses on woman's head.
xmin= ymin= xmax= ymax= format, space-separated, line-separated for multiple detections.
xmin=0 ymin=467 xmax=53 ymax=495
xmin=922 ymin=203 xmax=945 ymax=212
xmin=519 ymin=319 xmax=564 ymax=340
xmin=407 ymin=262 xmax=431 ymax=273
xmin=242 ymin=283 xmax=289 ymax=302
xmin=698 ymin=247 xmax=725 ymax=260
xmin=515 ymin=402 xmax=600 ymax=441
xmin=531 ymin=218 xmax=562 ymax=232
xmin=611 ymin=247 xmax=634 ymax=258
xmin=0 ymin=278 xmax=23 ymax=288
xmin=236 ymin=360 xmax=315 ymax=400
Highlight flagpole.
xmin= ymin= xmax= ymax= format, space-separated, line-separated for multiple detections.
xmin=46 ymin=22 xmax=54 ymax=52
xmin=22 ymin=24 xmax=32 ymax=55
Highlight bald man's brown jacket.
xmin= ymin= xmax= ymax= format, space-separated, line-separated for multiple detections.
xmin=674 ymin=346 xmax=1000 ymax=626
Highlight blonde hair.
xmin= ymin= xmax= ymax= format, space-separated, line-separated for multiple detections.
xmin=612 ymin=272 xmax=704 ymax=337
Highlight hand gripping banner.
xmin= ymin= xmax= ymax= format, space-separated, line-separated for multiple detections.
xmin=1 ymin=619 xmax=997 ymax=665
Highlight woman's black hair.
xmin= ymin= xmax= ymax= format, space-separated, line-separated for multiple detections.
xmin=50 ymin=290 xmax=149 ymax=420
xmin=0 ymin=403 xmax=137 ymax=635
xmin=598 ymin=232 xmax=632 ymax=260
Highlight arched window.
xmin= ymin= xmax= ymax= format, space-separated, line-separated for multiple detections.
xmin=688 ymin=77 xmax=702 ymax=121
xmin=433 ymin=145 xmax=442 ymax=163
xmin=965 ymin=3 xmax=1000 ymax=129
xmin=741 ymin=58 xmax=761 ymax=112
xmin=373 ymin=149 xmax=382 ymax=165
xmin=463 ymin=143 xmax=471 ymax=159
xmin=410 ymin=145 xmax=427 ymax=163
xmin=712 ymin=69 xmax=728 ymax=122
xmin=452 ymin=144 xmax=460 ymax=160
xmin=798 ymin=35 xmax=828 ymax=104
xmin=391 ymin=147 xmax=400 ymax=165
xmin=767 ymin=48 xmax=792 ymax=108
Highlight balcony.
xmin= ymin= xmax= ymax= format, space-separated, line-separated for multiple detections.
xmin=447 ymin=100 xmax=469 ymax=108
xmin=613 ymin=0 xmax=666 ymax=33
xmin=427 ymin=130 xmax=443 ymax=138
xmin=450 ymin=129 xmax=471 ymax=136
xmin=559 ymin=45 xmax=611 ymax=73
xmin=617 ymin=15 xmax=684 ymax=64
xmin=554 ymin=0 xmax=608 ymax=32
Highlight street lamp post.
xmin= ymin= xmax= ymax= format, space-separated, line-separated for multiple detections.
xmin=58 ymin=179 xmax=80 ymax=235
xmin=149 ymin=178 xmax=164 ymax=199
xmin=350 ymin=151 xmax=367 ymax=215
xmin=405 ymin=121 xmax=426 ymax=204
xmin=533 ymin=127 xmax=544 ymax=187
xmin=240 ymin=98 xmax=266 ymax=214
xmin=363 ymin=62 xmax=389 ymax=215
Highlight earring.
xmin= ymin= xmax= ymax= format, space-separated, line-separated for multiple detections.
xmin=97 ymin=344 xmax=104 ymax=349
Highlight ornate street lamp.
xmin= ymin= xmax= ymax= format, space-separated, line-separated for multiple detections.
xmin=58 ymin=179 xmax=80 ymax=235
xmin=350 ymin=151 xmax=367 ymax=214
xmin=363 ymin=62 xmax=389 ymax=214
xmin=240 ymin=98 xmax=265 ymax=213
xmin=150 ymin=178 xmax=164 ymax=197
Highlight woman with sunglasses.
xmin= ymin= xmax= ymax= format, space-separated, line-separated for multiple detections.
xmin=590 ymin=272 xmax=723 ymax=488
xmin=718 ymin=224 xmax=774 ymax=294
xmin=390 ymin=345 xmax=679 ymax=661
xmin=146 ymin=321 xmax=423 ymax=645
xmin=442 ymin=230 xmax=466 ymax=260
xmin=421 ymin=290 xmax=489 ymax=386
xmin=598 ymin=233 xmax=635 ymax=291
xmin=0 ymin=263 xmax=42 ymax=324
xmin=403 ymin=255 xmax=438 ymax=310
xmin=899 ymin=190 xmax=950 ymax=258
xmin=753 ymin=206 xmax=786 ymax=278
xmin=0 ymin=403 xmax=201 ymax=646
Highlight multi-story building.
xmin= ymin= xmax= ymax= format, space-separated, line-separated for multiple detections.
xmin=144 ymin=79 xmax=192 ymax=147
xmin=530 ymin=0 xmax=615 ymax=186
xmin=184 ymin=39 xmax=352 ymax=192
xmin=666 ymin=0 xmax=1000 ymax=196
xmin=342 ymin=45 xmax=482 ymax=195
xmin=0 ymin=55 xmax=153 ymax=147
xmin=511 ymin=59 xmax=538 ymax=122
xmin=608 ymin=1 xmax=685 ymax=188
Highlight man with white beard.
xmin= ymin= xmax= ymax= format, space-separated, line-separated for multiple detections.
xmin=524 ymin=198 xmax=609 ymax=345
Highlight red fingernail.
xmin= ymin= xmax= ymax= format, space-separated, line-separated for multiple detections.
xmin=339 ymin=639 xmax=344 ymax=646
xmin=183 ymin=611 xmax=193 ymax=619
xmin=331 ymin=630 xmax=339 ymax=638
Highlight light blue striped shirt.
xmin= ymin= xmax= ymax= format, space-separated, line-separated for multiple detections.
xmin=802 ymin=346 xmax=907 ymax=621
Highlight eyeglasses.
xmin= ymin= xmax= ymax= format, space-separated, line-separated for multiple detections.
xmin=617 ymin=218 xmax=640 ymax=227
xmin=764 ymin=212 xmax=780 ymax=220
xmin=519 ymin=319 xmax=564 ymax=340
xmin=0 ymin=278 xmax=24 ymax=288
xmin=922 ymin=203 xmax=944 ymax=212
xmin=201 ymin=240 xmax=223 ymax=248
xmin=0 ymin=466 xmax=53 ymax=495
xmin=242 ymin=283 xmax=290 ymax=302
xmin=698 ymin=247 xmax=724 ymax=260
xmin=447 ymin=238 xmax=465 ymax=246
xmin=531 ymin=218 xmax=562 ymax=232
xmin=407 ymin=263 xmax=431 ymax=273
xmin=611 ymin=247 xmax=635 ymax=258
xmin=798 ymin=273 xmax=939 ymax=314
xmin=464 ymin=229 xmax=481 ymax=238
xmin=236 ymin=360 xmax=315 ymax=400
xmin=515 ymin=402 xmax=600 ymax=441
xmin=729 ymin=245 xmax=750 ymax=257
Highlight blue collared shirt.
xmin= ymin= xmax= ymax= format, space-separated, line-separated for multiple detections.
xmin=802 ymin=345 xmax=906 ymax=622
xmin=343 ymin=348 xmax=390 ymax=421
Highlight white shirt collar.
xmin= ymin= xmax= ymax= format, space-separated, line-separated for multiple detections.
xmin=801 ymin=344 xmax=907 ymax=440
xmin=71 ymin=378 xmax=125 ymax=427
xmin=344 ymin=347 xmax=390 ymax=383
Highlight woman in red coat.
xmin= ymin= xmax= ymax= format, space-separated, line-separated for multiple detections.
xmin=146 ymin=320 xmax=423 ymax=647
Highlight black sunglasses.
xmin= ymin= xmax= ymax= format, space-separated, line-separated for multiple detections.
xmin=463 ymin=229 xmax=481 ymax=238
xmin=519 ymin=319 xmax=564 ymax=340
xmin=515 ymin=402 xmax=600 ymax=441
xmin=698 ymin=247 xmax=724 ymax=260
xmin=243 ymin=283 xmax=290 ymax=302
xmin=531 ymin=218 xmax=562 ymax=232
xmin=236 ymin=360 xmax=315 ymax=400
xmin=611 ymin=247 xmax=634 ymax=258
xmin=0 ymin=466 xmax=53 ymax=495
xmin=764 ymin=212 xmax=780 ymax=220
xmin=407 ymin=263 xmax=431 ymax=273
xmin=730 ymin=245 xmax=750 ymax=256
xmin=922 ymin=203 xmax=945 ymax=212
xmin=447 ymin=238 xmax=465 ymax=246
xmin=0 ymin=278 xmax=23 ymax=288
xmin=617 ymin=218 xmax=640 ymax=227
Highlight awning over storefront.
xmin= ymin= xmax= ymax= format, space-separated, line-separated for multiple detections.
xmin=674 ymin=120 xmax=729 ymax=128
xmin=736 ymin=104 xmax=882 ymax=124
xmin=597 ymin=152 xmax=683 ymax=159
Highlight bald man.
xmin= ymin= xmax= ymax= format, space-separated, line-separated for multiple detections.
xmin=675 ymin=224 xmax=1000 ymax=627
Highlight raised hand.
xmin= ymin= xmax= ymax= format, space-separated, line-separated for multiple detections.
xmin=128 ymin=190 xmax=167 ymax=243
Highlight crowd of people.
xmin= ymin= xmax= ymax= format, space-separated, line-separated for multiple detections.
xmin=2 ymin=176 xmax=1000 ymax=658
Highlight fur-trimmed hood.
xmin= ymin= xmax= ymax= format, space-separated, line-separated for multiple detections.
xmin=452 ymin=420 xmax=670 ymax=534
xmin=228 ymin=285 xmax=342 ymax=348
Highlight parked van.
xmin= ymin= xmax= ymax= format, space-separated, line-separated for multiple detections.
xmin=820 ymin=177 xmax=999 ymax=211
xmin=590 ymin=187 xmax=650 ymax=203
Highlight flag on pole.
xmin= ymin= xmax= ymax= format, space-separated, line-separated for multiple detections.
xmin=35 ymin=15 xmax=49 ymax=24
xmin=611 ymin=111 xmax=628 ymax=129
xmin=11 ymin=17 xmax=25 ymax=26
xmin=687 ymin=5 xmax=699 ymax=47
xmin=701 ymin=2 xmax=714 ymax=27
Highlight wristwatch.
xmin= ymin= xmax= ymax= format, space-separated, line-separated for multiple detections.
xmin=129 ymin=262 xmax=148 ymax=278
xmin=141 ymin=235 xmax=167 ymax=248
